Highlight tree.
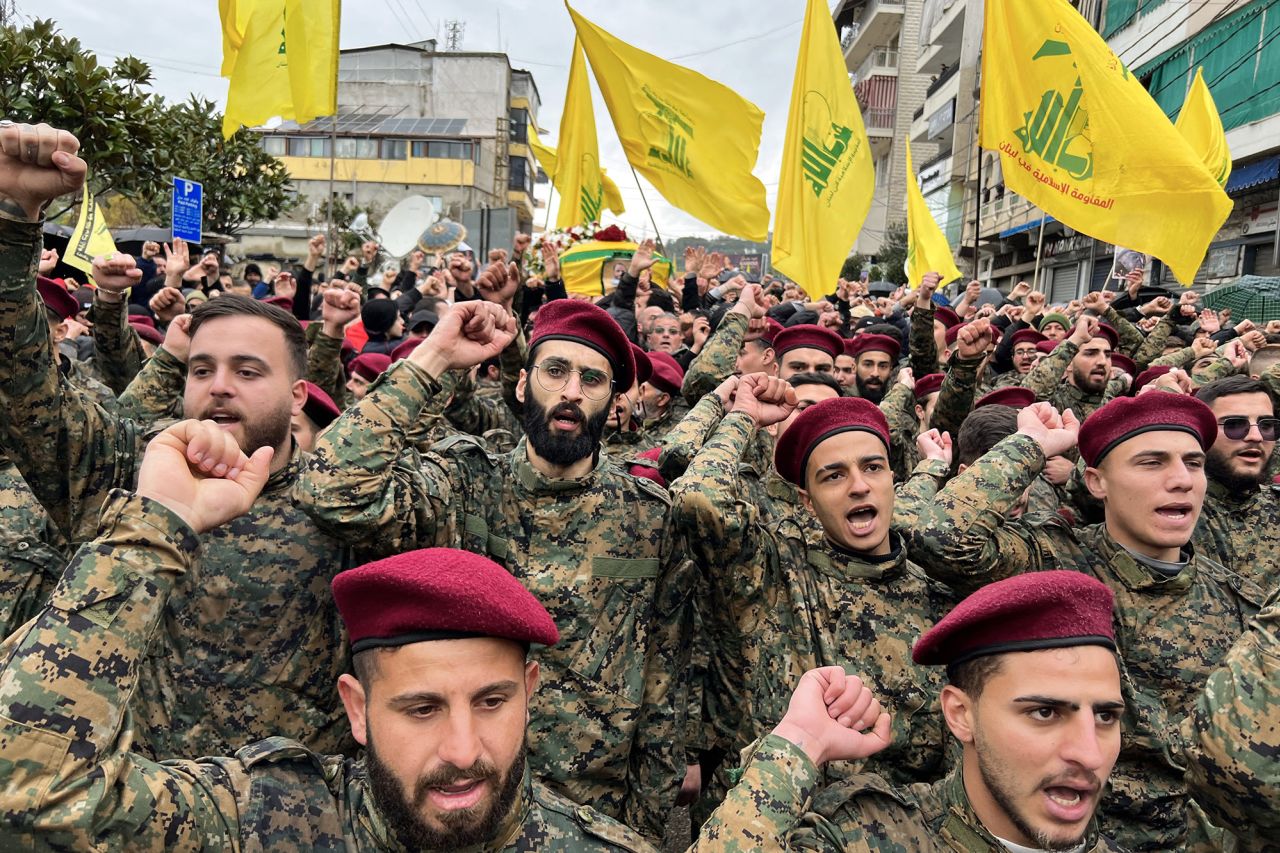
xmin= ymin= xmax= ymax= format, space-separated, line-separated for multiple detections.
xmin=0 ymin=19 xmax=171 ymax=204
xmin=875 ymin=221 xmax=909 ymax=286
xmin=146 ymin=97 xmax=295 ymax=237
xmin=307 ymin=197 xmax=383 ymax=258
xmin=840 ymin=253 xmax=866 ymax=281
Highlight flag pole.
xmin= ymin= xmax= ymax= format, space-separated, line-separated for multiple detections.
xmin=1032 ymin=215 xmax=1047 ymax=291
xmin=543 ymin=184 xmax=554 ymax=233
xmin=325 ymin=113 xmax=338 ymax=276
xmin=973 ymin=114 xmax=982 ymax=282
xmin=630 ymin=165 xmax=664 ymax=252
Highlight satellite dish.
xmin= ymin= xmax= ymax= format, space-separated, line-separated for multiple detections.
xmin=378 ymin=195 xmax=440 ymax=258
xmin=350 ymin=212 xmax=369 ymax=232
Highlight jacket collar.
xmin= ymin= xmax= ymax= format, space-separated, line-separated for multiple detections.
xmin=511 ymin=436 xmax=603 ymax=494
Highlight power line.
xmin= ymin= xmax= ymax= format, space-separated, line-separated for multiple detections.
xmin=1147 ymin=0 xmax=1279 ymax=102
xmin=668 ymin=18 xmax=803 ymax=60
xmin=1119 ymin=0 xmax=1218 ymax=69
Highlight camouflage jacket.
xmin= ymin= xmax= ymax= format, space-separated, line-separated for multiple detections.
xmin=908 ymin=433 xmax=1265 ymax=850
xmin=446 ymin=371 xmax=523 ymax=451
xmin=306 ymin=325 xmax=353 ymax=409
xmin=882 ymin=353 xmax=983 ymax=482
xmin=88 ymin=290 xmax=146 ymax=396
xmin=909 ymin=302 xmax=941 ymax=379
xmin=0 ymin=217 xmax=355 ymax=759
xmin=1019 ymin=340 xmax=1113 ymax=418
xmin=0 ymin=493 xmax=654 ymax=852
xmin=670 ymin=412 xmax=955 ymax=790
xmin=1193 ymin=478 xmax=1280 ymax=591
xmin=691 ymin=736 xmax=1122 ymax=852
xmin=297 ymin=359 xmax=688 ymax=841
xmin=682 ymin=311 xmax=748 ymax=405
xmin=0 ymin=454 xmax=68 ymax=637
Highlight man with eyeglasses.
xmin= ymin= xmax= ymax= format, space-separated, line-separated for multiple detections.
xmin=299 ymin=299 xmax=686 ymax=844
xmin=645 ymin=312 xmax=683 ymax=355
xmin=1192 ymin=375 xmax=1280 ymax=589
xmin=910 ymin=393 xmax=1266 ymax=850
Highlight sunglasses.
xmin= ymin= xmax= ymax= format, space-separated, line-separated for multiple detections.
xmin=1218 ymin=416 xmax=1280 ymax=441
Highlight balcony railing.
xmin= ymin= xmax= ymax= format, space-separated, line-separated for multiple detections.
xmin=925 ymin=62 xmax=959 ymax=98
xmin=855 ymin=46 xmax=899 ymax=81
xmin=865 ymin=106 xmax=896 ymax=131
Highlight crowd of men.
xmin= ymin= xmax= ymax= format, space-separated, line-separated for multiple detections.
xmin=0 ymin=120 xmax=1275 ymax=852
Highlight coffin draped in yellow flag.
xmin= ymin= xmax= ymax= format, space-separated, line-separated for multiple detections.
xmin=65 ymin=187 xmax=117 ymax=284
xmin=555 ymin=40 xmax=623 ymax=229
xmin=905 ymin=141 xmax=963 ymax=289
xmin=222 ymin=0 xmax=340 ymax=138
xmin=773 ymin=0 xmax=875 ymax=297
xmin=566 ymin=3 xmax=770 ymax=241
xmin=980 ymin=0 xmax=1231 ymax=284
xmin=1175 ymin=67 xmax=1232 ymax=188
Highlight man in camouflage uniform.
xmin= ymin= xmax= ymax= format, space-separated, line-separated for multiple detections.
xmin=297 ymin=299 xmax=686 ymax=842
xmin=1192 ymin=375 xmax=1280 ymax=589
xmin=692 ymin=571 xmax=1280 ymax=851
xmin=0 ymin=420 xmax=653 ymax=852
xmin=0 ymin=122 xmax=352 ymax=758
xmin=909 ymin=394 xmax=1264 ymax=850
xmin=681 ymin=282 xmax=774 ymax=405
xmin=1018 ymin=315 xmax=1119 ymax=419
xmin=0 ymin=454 xmax=68 ymax=636
xmin=671 ymin=383 xmax=956 ymax=816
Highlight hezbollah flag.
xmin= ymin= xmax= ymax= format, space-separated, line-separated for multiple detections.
xmin=222 ymin=0 xmax=340 ymax=138
xmin=561 ymin=241 xmax=672 ymax=298
xmin=1175 ymin=67 xmax=1232 ymax=188
xmin=218 ymin=0 xmax=255 ymax=76
xmin=556 ymin=40 xmax=609 ymax=229
xmin=773 ymin=0 xmax=875 ymax=297
xmin=531 ymin=129 xmax=626 ymax=225
xmin=905 ymin=141 xmax=963 ymax=288
xmin=65 ymin=188 xmax=118 ymax=284
xmin=980 ymin=0 xmax=1231 ymax=284
xmin=566 ymin=3 xmax=770 ymax=241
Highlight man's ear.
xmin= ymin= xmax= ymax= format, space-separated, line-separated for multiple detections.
xmin=1083 ymin=465 xmax=1107 ymax=500
xmin=290 ymin=379 xmax=307 ymax=417
xmin=337 ymin=674 xmax=369 ymax=747
xmin=515 ymin=368 xmax=527 ymax=405
xmin=940 ymin=685 xmax=976 ymax=744
xmin=799 ymin=488 xmax=814 ymax=515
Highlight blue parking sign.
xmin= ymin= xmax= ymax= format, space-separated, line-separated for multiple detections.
xmin=172 ymin=177 xmax=203 ymax=243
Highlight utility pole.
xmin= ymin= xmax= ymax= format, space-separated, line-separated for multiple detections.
xmin=444 ymin=20 xmax=465 ymax=52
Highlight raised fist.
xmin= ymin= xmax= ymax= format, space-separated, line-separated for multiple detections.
xmin=770 ymin=667 xmax=894 ymax=768
xmin=731 ymin=372 xmax=798 ymax=428
xmin=0 ymin=122 xmax=87 ymax=220
xmin=411 ymin=300 xmax=517 ymax=377
xmin=1016 ymin=402 xmax=1081 ymax=459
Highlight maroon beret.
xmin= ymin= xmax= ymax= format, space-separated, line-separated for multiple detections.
xmin=390 ymin=336 xmax=424 ymax=363
xmin=944 ymin=323 xmax=967 ymax=347
xmin=914 ymin=373 xmax=944 ymax=401
xmin=630 ymin=343 xmax=653 ymax=388
xmin=128 ymin=318 xmax=165 ymax=346
xmin=1110 ymin=353 xmax=1136 ymax=377
xmin=263 ymin=295 xmax=294 ymax=312
xmin=1077 ymin=393 xmax=1217 ymax=468
xmin=349 ymin=352 xmax=392 ymax=382
xmin=1011 ymin=328 xmax=1048 ymax=349
xmin=934 ymin=305 xmax=962 ymax=329
xmin=302 ymin=381 xmax=341 ymax=429
xmin=976 ymin=386 xmax=1037 ymax=410
xmin=774 ymin=397 xmax=891 ymax=486
xmin=1095 ymin=322 xmax=1119 ymax=351
xmin=646 ymin=350 xmax=684 ymax=397
xmin=913 ymin=571 xmax=1116 ymax=666
xmin=333 ymin=548 xmax=559 ymax=653
xmin=628 ymin=446 xmax=666 ymax=488
xmin=847 ymin=333 xmax=901 ymax=363
xmin=1036 ymin=339 xmax=1060 ymax=355
xmin=1131 ymin=365 xmax=1171 ymax=394
xmin=530 ymin=300 xmax=635 ymax=392
xmin=762 ymin=318 xmax=785 ymax=345
xmin=773 ymin=324 xmax=843 ymax=360
xmin=36 ymin=276 xmax=80 ymax=321
xmin=130 ymin=315 xmax=158 ymax=330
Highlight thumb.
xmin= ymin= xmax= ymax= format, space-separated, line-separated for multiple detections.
xmin=233 ymin=446 xmax=275 ymax=497
xmin=52 ymin=151 xmax=88 ymax=185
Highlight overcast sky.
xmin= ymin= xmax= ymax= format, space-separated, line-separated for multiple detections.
xmin=23 ymin=0 xmax=842 ymax=240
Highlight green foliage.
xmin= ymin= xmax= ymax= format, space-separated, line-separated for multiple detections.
xmin=307 ymin=197 xmax=382 ymax=258
xmin=0 ymin=18 xmax=170 ymax=201
xmin=875 ymin=221 xmax=909 ymax=286
xmin=148 ymin=97 xmax=295 ymax=237
xmin=840 ymin=252 xmax=866 ymax=281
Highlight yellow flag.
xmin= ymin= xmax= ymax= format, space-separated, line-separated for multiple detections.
xmin=531 ymin=127 xmax=625 ymax=226
xmin=222 ymin=0 xmax=340 ymax=138
xmin=601 ymin=170 xmax=625 ymax=217
xmin=556 ymin=40 xmax=610 ymax=229
xmin=561 ymin=240 xmax=672 ymax=297
xmin=566 ymin=3 xmax=770 ymax=240
xmin=65 ymin=189 xmax=117 ymax=283
xmin=218 ymin=0 xmax=255 ymax=76
xmin=980 ymin=0 xmax=1231 ymax=284
xmin=773 ymin=0 xmax=875 ymax=297
xmin=1175 ymin=67 xmax=1232 ymax=188
xmin=905 ymin=141 xmax=962 ymax=289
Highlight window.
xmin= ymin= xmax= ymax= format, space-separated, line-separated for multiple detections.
xmin=287 ymin=137 xmax=330 ymax=157
xmin=261 ymin=136 xmax=286 ymax=156
xmin=509 ymin=107 xmax=529 ymax=144
xmin=382 ymin=139 xmax=407 ymax=160
xmin=509 ymin=158 xmax=532 ymax=194
xmin=412 ymin=140 xmax=474 ymax=160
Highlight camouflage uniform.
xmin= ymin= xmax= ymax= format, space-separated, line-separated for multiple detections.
xmin=0 ymin=217 xmax=354 ymax=759
xmin=87 ymin=290 xmax=146 ymax=396
xmin=297 ymin=359 xmax=687 ymax=841
xmin=670 ymin=411 xmax=955 ymax=793
xmin=1193 ymin=478 xmax=1280 ymax=590
xmin=0 ymin=454 xmax=68 ymax=637
xmin=682 ymin=312 xmax=748 ymax=405
xmin=909 ymin=302 xmax=941 ymax=379
xmin=1018 ymin=340 xmax=1115 ymax=418
xmin=306 ymin=325 xmax=352 ymax=409
xmin=908 ymin=433 xmax=1265 ymax=850
xmin=881 ymin=353 xmax=981 ymax=483
xmin=690 ymin=736 xmax=1123 ymax=852
xmin=444 ymin=368 xmax=523 ymax=452
xmin=0 ymin=492 xmax=654 ymax=852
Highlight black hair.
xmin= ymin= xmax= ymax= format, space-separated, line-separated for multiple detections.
xmin=1195 ymin=375 xmax=1271 ymax=408
xmin=787 ymin=372 xmax=844 ymax=396
xmin=187 ymin=294 xmax=307 ymax=380
xmin=957 ymin=406 xmax=1020 ymax=468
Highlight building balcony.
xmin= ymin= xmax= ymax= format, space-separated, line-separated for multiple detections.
xmin=839 ymin=0 xmax=905 ymax=74
xmin=916 ymin=0 xmax=966 ymax=75
xmin=855 ymin=74 xmax=897 ymax=144
xmin=911 ymin=64 xmax=960 ymax=145
xmin=854 ymin=46 xmax=899 ymax=83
